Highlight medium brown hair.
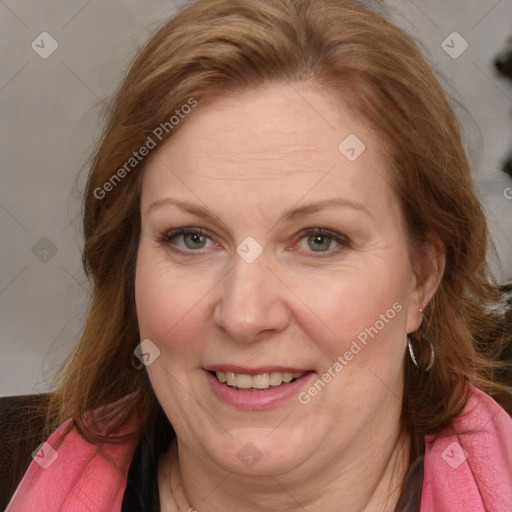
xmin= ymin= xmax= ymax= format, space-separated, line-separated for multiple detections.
xmin=40 ymin=0 xmax=512 ymax=455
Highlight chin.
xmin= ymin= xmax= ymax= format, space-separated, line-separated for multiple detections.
xmin=201 ymin=426 xmax=319 ymax=476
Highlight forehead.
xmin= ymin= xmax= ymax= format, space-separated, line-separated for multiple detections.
xmin=141 ymin=82 xmax=396 ymax=221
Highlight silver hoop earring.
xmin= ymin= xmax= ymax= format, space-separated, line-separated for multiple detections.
xmin=408 ymin=336 xmax=435 ymax=371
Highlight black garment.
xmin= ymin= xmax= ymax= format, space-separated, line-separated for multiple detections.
xmin=121 ymin=405 xmax=173 ymax=512
xmin=395 ymin=435 xmax=425 ymax=512
xmin=121 ymin=407 xmax=424 ymax=512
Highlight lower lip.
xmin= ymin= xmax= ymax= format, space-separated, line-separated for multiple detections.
xmin=204 ymin=370 xmax=315 ymax=410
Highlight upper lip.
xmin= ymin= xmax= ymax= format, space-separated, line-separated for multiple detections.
xmin=205 ymin=364 xmax=313 ymax=375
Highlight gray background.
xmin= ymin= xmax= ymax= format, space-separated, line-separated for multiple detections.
xmin=1 ymin=0 xmax=511 ymax=397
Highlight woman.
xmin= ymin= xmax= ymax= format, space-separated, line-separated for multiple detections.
xmin=2 ymin=0 xmax=512 ymax=510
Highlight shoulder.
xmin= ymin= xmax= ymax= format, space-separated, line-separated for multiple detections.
xmin=0 ymin=394 xmax=50 ymax=511
xmin=421 ymin=384 xmax=512 ymax=511
xmin=3 ymin=394 xmax=143 ymax=512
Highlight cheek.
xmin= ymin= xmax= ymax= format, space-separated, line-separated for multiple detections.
xmin=294 ymin=278 xmax=408 ymax=422
xmin=291 ymin=262 xmax=410 ymax=374
xmin=134 ymin=249 xmax=213 ymax=356
xmin=300 ymin=266 xmax=407 ymax=331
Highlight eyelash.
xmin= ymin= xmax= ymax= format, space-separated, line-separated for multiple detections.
xmin=156 ymin=227 xmax=351 ymax=259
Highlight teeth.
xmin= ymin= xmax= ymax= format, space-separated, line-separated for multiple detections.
xmin=235 ymin=374 xmax=252 ymax=389
xmin=269 ymin=372 xmax=283 ymax=386
xmin=252 ymin=374 xmax=270 ymax=389
xmin=214 ymin=371 xmax=305 ymax=389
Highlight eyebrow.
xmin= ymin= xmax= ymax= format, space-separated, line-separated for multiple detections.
xmin=146 ymin=197 xmax=371 ymax=222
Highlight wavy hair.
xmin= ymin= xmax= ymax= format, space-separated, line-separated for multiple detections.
xmin=37 ymin=0 xmax=512 ymax=455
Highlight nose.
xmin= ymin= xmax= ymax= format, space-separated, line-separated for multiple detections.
xmin=213 ymin=254 xmax=290 ymax=343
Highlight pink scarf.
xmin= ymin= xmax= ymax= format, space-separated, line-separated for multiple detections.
xmin=6 ymin=385 xmax=512 ymax=511
xmin=421 ymin=386 xmax=512 ymax=511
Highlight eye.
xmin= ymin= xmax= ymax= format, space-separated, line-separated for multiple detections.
xmin=295 ymin=228 xmax=351 ymax=258
xmin=157 ymin=226 xmax=351 ymax=258
xmin=157 ymin=227 xmax=219 ymax=253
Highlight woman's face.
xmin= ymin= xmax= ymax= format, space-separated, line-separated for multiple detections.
xmin=135 ymin=82 xmax=432 ymax=477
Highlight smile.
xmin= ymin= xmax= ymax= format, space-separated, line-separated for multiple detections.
xmin=213 ymin=370 xmax=306 ymax=390
xmin=204 ymin=366 xmax=315 ymax=409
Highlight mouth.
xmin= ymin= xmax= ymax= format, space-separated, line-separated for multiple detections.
xmin=203 ymin=366 xmax=316 ymax=409
xmin=208 ymin=370 xmax=310 ymax=391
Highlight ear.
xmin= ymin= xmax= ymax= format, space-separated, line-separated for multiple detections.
xmin=406 ymin=233 xmax=446 ymax=334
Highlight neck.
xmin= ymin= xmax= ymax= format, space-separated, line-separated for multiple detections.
xmin=160 ymin=422 xmax=412 ymax=512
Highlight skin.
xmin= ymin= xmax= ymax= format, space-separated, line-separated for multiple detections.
xmin=135 ymin=82 xmax=445 ymax=511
